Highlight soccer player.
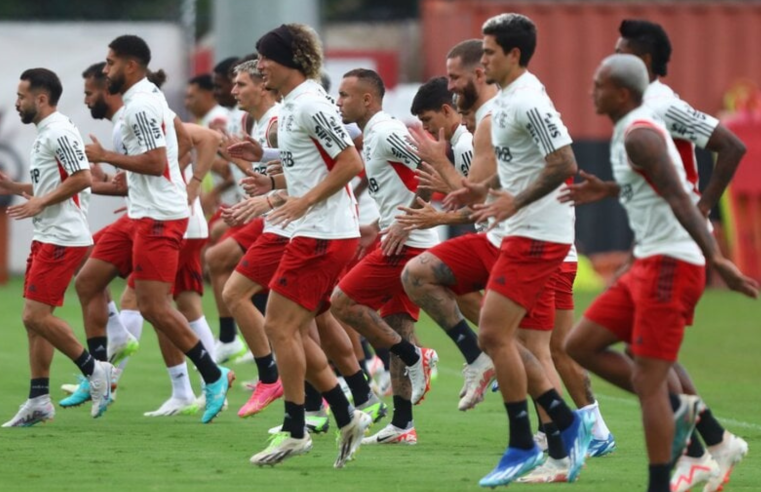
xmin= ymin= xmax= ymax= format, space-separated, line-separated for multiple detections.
xmin=1 ymin=68 xmax=114 ymax=426
xmin=565 ymin=53 xmax=757 ymax=492
xmin=77 ymin=34 xmax=233 ymax=424
xmin=331 ymin=68 xmax=439 ymax=444
xmin=230 ymin=23 xmax=370 ymax=467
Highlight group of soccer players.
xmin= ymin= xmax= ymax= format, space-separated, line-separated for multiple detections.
xmin=2 ymin=12 xmax=757 ymax=492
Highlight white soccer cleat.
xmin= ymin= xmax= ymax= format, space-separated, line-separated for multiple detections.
xmin=533 ymin=430 xmax=548 ymax=452
xmin=670 ymin=453 xmax=720 ymax=492
xmin=458 ymin=352 xmax=495 ymax=411
xmin=516 ymin=457 xmax=570 ymax=483
xmin=250 ymin=432 xmax=313 ymax=466
xmin=376 ymin=370 xmax=392 ymax=397
xmin=367 ymin=355 xmax=385 ymax=378
xmin=408 ymin=347 xmax=438 ymax=405
xmin=334 ymin=410 xmax=372 ymax=468
xmin=60 ymin=383 xmax=79 ymax=395
xmin=362 ymin=423 xmax=417 ymax=445
xmin=2 ymin=396 xmax=55 ymax=427
xmin=88 ymin=360 xmax=114 ymax=418
xmin=214 ymin=337 xmax=246 ymax=364
xmin=143 ymin=397 xmax=199 ymax=417
xmin=234 ymin=350 xmax=255 ymax=365
xmin=704 ymin=432 xmax=749 ymax=492
xmin=107 ymin=333 xmax=139 ymax=366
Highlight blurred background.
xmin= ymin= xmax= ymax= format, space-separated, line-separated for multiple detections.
xmin=1 ymin=0 xmax=760 ymax=288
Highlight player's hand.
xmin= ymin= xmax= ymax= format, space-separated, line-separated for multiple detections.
xmin=90 ymin=162 xmax=107 ymax=182
xmin=112 ymin=172 xmax=128 ymax=194
xmin=267 ymin=195 xmax=309 ymax=228
xmin=443 ymin=178 xmax=488 ymax=210
xmin=379 ymin=221 xmax=409 ymax=256
xmin=223 ymin=197 xmax=269 ymax=226
xmin=356 ymin=222 xmax=380 ymax=258
xmin=218 ymin=130 xmax=241 ymax=162
xmin=0 ymin=171 xmax=15 ymax=194
xmin=227 ymin=135 xmax=263 ymax=163
xmin=408 ymin=126 xmax=447 ymax=170
xmin=266 ymin=160 xmax=283 ymax=176
xmin=416 ymin=162 xmax=451 ymax=194
xmin=396 ymin=197 xmax=443 ymax=231
xmin=558 ymin=170 xmax=614 ymax=205
xmin=470 ymin=189 xmax=516 ymax=227
xmin=85 ymin=135 xmax=106 ymax=163
xmin=240 ymin=172 xmax=272 ymax=196
xmin=711 ymin=256 xmax=759 ymax=299
xmin=7 ymin=192 xmax=44 ymax=219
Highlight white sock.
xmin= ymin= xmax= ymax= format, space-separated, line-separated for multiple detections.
xmin=167 ymin=363 xmax=195 ymax=401
xmin=582 ymin=401 xmax=612 ymax=440
xmin=189 ymin=316 xmax=217 ymax=363
xmin=106 ymin=301 xmax=130 ymax=345
xmin=120 ymin=309 xmax=144 ymax=341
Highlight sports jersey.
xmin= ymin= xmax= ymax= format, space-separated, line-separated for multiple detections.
xmin=226 ymin=107 xmax=249 ymax=202
xmin=491 ymin=71 xmax=575 ymax=244
xmin=475 ymin=96 xmax=496 ymax=126
xmin=200 ymin=104 xmax=229 ymax=130
xmin=355 ymin=176 xmax=381 ymax=226
xmin=121 ymin=78 xmax=188 ymax=221
xmin=451 ymin=124 xmax=473 ymax=178
xmin=362 ymin=111 xmax=439 ymax=249
xmin=610 ymin=105 xmax=704 ymax=265
xmin=29 ymin=111 xmax=92 ymax=246
xmin=276 ymin=79 xmax=359 ymax=239
xmin=183 ymin=164 xmax=209 ymax=240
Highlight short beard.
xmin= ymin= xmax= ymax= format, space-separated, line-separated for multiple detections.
xmin=89 ymin=100 xmax=109 ymax=120
xmin=20 ymin=108 xmax=36 ymax=124
xmin=107 ymin=74 xmax=125 ymax=95
xmin=460 ymin=80 xmax=479 ymax=110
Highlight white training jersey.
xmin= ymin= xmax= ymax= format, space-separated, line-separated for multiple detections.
xmin=276 ymin=79 xmax=359 ymax=239
xmin=475 ymin=96 xmax=496 ymax=126
xmin=200 ymin=104 xmax=229 ymax=130
xmin=29 ymin=112 xmax=92 ymax=246
xmin=451 ymin=124 xmax=473 ymax=178
xmin=491 ymin=71 xmax=575 ymax=244
xmin=253 ymin=104 xmax=292 ymax=238
xmin=121 ymin=78 xmax=188 ymax=221
xmin=226 ymin=107 xmax=249 ymax=202
xmin=353 ymin=176 xmax=380 ymax=226
xmin=362 ymin=111 xmax=439 ymax=249
xmin=611 ymin=105 xmax=704 ymax=265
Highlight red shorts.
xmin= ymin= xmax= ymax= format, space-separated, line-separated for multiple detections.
xmin=341 ymin=236 xmax=381 ymax=277
xmin=520 ymin=261 xmax=578 ymax=331
xmin=269 ymin=236 xmax=359 ymax=314
xmin=92 ymin=224 xmax=110 ymax=245
xmin=553 ymin=262 xmax=577 ymax=310
xmin=173 ymin=238 xmax=208 ymax=297
xmin=90 ymin=214 xmax=136 ymax=277
xmin=235 ymin=232 xmax=290 ymax=291
xmin=24 ymin=241 xmax=89 ymax=307
xmin=223 ymin=217 xmax=265 ymax=251
xmin=426 ymin=233 xmax=499 ymax=295
xmin=487 ymin=236 xmax=571 ymax=312
xmin=584 ymin=256 xmax=705 ymax=362
xmin=338 ymin=245 xmax=426 ymax=320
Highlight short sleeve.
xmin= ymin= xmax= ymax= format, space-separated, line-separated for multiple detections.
xmin=52 ymin=127 xmax=90 ymax=174
xmin=661 ymin=99 xmax=719 ymax=148
xmin=515 ymin=95 xmax=573 ymax=157
xmin=124 ymin=96 xmax=168 ymax=153
xmin=382 ymin=128 xmax=421 ymax=170
xmin=300 ymin=99 xmax=354 ymax=159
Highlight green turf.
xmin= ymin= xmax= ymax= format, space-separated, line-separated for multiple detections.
xmin=0 ymin=277 xmax=758 ymax=491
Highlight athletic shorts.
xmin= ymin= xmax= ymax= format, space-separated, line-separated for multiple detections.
xmin=222 ymin=217 xmax=265 ymax=251
xmin=269 ymin=236 xmax=359 ymax=314
xmin=341 ymin=235 xmax=381 ymax=278
xmin=584 ymin=255 xmax=705 ymax=362
xmin=172 ymin=238 xmax=208 ymax=298
xmin=338 ymin=245 xmax=427 ymax=320
xmin=24 ymin=241 xmax=89 ymax=307
xmin=520 ymin=261 xmax=578 ymax=331
xmin=235 ymin=232 xmax=290 ymax=291
xmin=89 ymin=214 xmax=136 ymax=277
xmin=425 ymin=233 xmax=499 ymax=295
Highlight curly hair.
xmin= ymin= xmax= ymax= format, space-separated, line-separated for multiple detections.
xmin=286 ymin=23 xmax=323 ymax=80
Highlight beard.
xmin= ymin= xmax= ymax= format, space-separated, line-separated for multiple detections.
xmin=459 ymin=79 xmax=479 ymax=111
xmin=107 ymin=73 xmax=126 ymax=95
xmin=89 ymin=98 xmax=109 ymax=120
xmin=18 ymin=106 xmax=36 ymax=124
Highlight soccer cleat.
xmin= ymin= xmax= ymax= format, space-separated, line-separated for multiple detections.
xmin=704 ymin=432 xmax=749 ymax=492
xmin=516 ymin=457 xmax=570 ymax=483
xmin=362 ymin=423 xmax=417 ymax=445
xmin=268 ymin=410 xmax=330 ymax=435
xmin=59 ymin=376 xmax=91 ymax=408
xmin=672 ymin=395 xmax=705 ymax=465
xmin=143 ymin=397 xmax=199 ymax=417
xmin=479 ymin=445 xmax=545 ymax=487
xmin=89 ymin=360 xmax=114 ymax=418
xmin=560 ymin=410 xmax=595 ymax=482
xmin=670 ymin=453 xmax=720 ymax=492
xmin=367 ymin=355 xmax=385 ymax=378
xmin=107 ymin=333 xmax=139 ymax=366
xmin=237 ymin=379 xmax=284 ymax=418
xmin=408 ymin=347 xmax=438 ymax=405
xmin=492 ymin=380 xmax=500 ymax=392
xmin=357 ymin=394 xmax=388 ymax=424
xmin=60 ymin=383 xmax=79 ymax=395
xmin=334 ymin=410 xmax=372 ymax=468
xmin=214 ymin=337 xmax=247 ymax=364
xmin=250 ymin=432 xmax=313 ymax=466
xmin=376 ymin=370 xmax=392 ymax=397
xmin=588 ymin=433 xmax=617 ymax=457
xmin=533 ymin=430 xmax=548 ymax=452
xmin=201 ymin=366 xmax=235 ymax=423
xmin=458 ymin=353 xmax=496 ymax=411
xmin=234 ymin=350 xmax=255 ymax=365
xmin=2 ymin=396 xmax=55 ymax=427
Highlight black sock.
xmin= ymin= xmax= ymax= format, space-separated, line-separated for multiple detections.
xmin=344 ymin=370 xmax=372 ymax=406
xmin=359 ymin=358 xmax=370 ymax=377
xmin=505 ymin=400 xmax=534 ymax=450
xmin=282 ymin=401 xmax=305 ymax=439
xmin=185 ymin=341 xmax=222 ymax=384
xmin=218 ymin=317 xmax=237 ymax=343
xmin=254 ymin=354 xmax=278 ymax=384
xmin=668 ymin=393 xmax=681 ymax=412
xmin=361 ymin=338 xmax=374 ymax=361
xmin=445 ymin=319 xmax=481 ymax=364
xmin=322 ymin=384 xmax=353 ymax=428
xmin=389 ymin=340 xmax=420 ymax=366
xmin=391 ymin=395 xmax=413 ymax=429
xmin=74 ymin=349 xmax=95 ymax=377
xmin=252 ymin=293 xmax=268 ymax=315
xmin=543 ymin=422 xmax=568 ymax=460
xmin=87 ymin=336 xmax=108 ymax=362
xmin=535 ymin=389 xmax=574 ymax=431
xmin=304 ymin=382 xmax=323 ymax=412
xmin=533 ymin=402 xmax=544 ymax=433
xmin=695 ymin=408 xmax=725 ymax=446
xmin=376 ymin=347 xmax=390 ymax=370
xmin=648 ymin=463 xmax=671 ymax=492
xmin=686 ymin=430 xmax=706 ymax=458
xmin=29 ymin=378 xmax=49 ymax=399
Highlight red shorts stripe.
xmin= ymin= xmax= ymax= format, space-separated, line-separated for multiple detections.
xmin=24 ymin=241 xmax=89 ymax=307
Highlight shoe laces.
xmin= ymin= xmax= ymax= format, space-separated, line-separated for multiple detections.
xmin=265 ymin=431 xmax=291 ymax=450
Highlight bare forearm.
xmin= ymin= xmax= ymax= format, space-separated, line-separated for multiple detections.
xmin=91 ymin=181 xmax=127 ymax=196
xmin=101 ymin=150 xmax=164 ymax=176
xmin=514 ymin=147 xmax=576 ymax=210
xmin=668 ymin=194 xmax=720 ymax=261
xmin=2 ymin=182 xmax=33 ymax=196
xmin=39 ymin=171 xmax=91 ymax=207
xmin=699 ymin=138 xmax=745 ymax=212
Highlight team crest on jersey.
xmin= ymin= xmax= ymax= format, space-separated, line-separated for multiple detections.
xmin=620 ymin=183 xmax=633 ymax=203
xmin=281 ymin=114 xmax=296 ymax=132
xmin=494 ymin=110 xmax=508 ymax=129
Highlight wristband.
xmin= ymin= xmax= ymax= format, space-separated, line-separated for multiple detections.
xmin=261 ymin=148 xmax=280 ymax=162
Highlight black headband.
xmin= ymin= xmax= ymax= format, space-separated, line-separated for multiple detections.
xmin=256 ymin=25 xmax=300 ymax=70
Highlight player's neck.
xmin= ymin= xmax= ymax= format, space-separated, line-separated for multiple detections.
xmin=610 ymin=102 xmax=639 ymax=123
xmin=474 ymin=84 xmax=499 ymax=112
xmin=356 ymin=107 xmax=382 ymax=131
xmin=278 ymin=73 xmax=308 ymax=98
xmin=121 ymin=74 xmax=145 ymax=95
xmin=497 ymin=66 xmax=527 ymax=90
xmin=106 ymin=102 xmax=124 ymax=121
xmin=250 ymin=99 xmax=275 ymax=123
xmin=33 ymin=106 xmax=56 ymax=125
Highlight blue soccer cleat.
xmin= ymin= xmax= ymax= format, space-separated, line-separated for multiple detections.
xmin=59 ymin=376 xmax=91 ymax=408
xmin=479 ymin=445 xmax=545 ymax=488
xmin=201 ymin=366 xmax=235 ymax=423
xmin=560 ymin=410 xmax=595 ymax=482
xmin=588 ymin=433 xmax=617 ymax=457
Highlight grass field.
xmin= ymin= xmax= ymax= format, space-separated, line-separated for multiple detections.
xmin=0 ymin=276 xmax=759 ymax=492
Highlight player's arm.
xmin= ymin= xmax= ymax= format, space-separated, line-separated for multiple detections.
xmin=558 ymin=170 xmax=621 ymax=205
xmin=89 ymin=163 xmax=127 ymax=196
xmin=408 ymin=125 xmax=461 ymax=191
xmin=698 ymin=124 xmax=746 ymax=215
xmin=512 ymin=144 xmax=577 ymax=210
xmin=626 ymin=127 xmax=757 ymax=297
xmin=175 ymin=116 xmax=193 ymax=162
xmin=184 ymin=123 xmax=222 ymax=204
xmin=0 ymin=171 xmax=33 ymax=196
xmin=441 ymin=117 xmax=499 ymax=209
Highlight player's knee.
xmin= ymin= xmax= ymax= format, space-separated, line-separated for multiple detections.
xmin=401 ymin=260 xmax=430 ymax=296
xmin=478 ymin=326 xmax=506 ymax=354
xmin=22 ymin=307 xmax=47 ymax=331
xmin=221 ymin=283 xmax=241 ymax=312
xmin=329 ymin=290 xmax=353 ymax=321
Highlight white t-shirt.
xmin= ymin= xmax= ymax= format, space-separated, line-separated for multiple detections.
xmin=353 ymin=176 xmax=380 ymax=226
xmin=451 ymin=124 xmax=473 ymax=178
xmin=121 ymin=78 xmax=188 ymax=221
xmin=362 ymin=111 xmax=439 ymax=249
xmin=29 ymin=112 xmax=92 ymax=246
xmin=611 ymin=105 xmax=704 ymax=265
xmin=491 ymin=71 xmax=575 ymax=244
xmin=226 ymin=107 xmax=249 ymax=202
xmin=276 ymin=79 xmax=359 ymax=239
xmin=183 ymin=164 xmax=208 ymax=239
